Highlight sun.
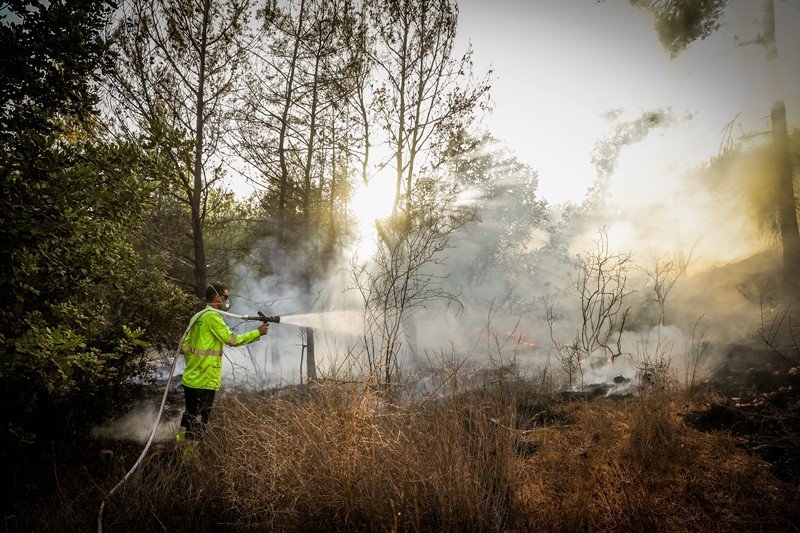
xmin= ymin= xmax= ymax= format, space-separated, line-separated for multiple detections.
xmin=348 ymin=173 xmax=395 ymax=256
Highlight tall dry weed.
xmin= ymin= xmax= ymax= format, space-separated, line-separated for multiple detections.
xmin=193 ymin=381 xmax=525 ymax=530
xmin=627 ymin=391 xmax=682 ymax=473
xmin=91 ymin=382 xmax=795 ymax=532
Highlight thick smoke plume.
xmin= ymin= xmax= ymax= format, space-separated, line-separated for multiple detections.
xmin=202 ymin=105 xmax=791 ymax=395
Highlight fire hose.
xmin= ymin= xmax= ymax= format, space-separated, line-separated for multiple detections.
xmin=97 ymin=308 xmax=279 ymax=532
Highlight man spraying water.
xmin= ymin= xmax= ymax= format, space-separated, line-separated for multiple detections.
xmin=179 ymin=282 xmax=269 ymax=440
xmin=99 ymin=282 xmax=275 ymax=530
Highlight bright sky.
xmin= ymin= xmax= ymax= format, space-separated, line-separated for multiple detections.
xmin=226 ymin=0 xmax=800 ymax=263
xmin=456 ymin=0 xmax=800 ymax=205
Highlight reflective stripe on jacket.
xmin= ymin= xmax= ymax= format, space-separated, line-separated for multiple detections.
xmin=181 ymin=307 xmax=261 ymax=390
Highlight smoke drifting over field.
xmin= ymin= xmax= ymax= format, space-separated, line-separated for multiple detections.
xmin=215 ymin=104 xmax=788 ymax=393
xmin=211 ymin=0 xmax=800 ymax=392
xmin=92 ymin=403 xmax=181 ymax=444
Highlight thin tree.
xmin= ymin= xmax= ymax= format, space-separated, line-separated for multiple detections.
xmin=350 ymin=180 xmax=476 ymax=386
xmin=641 ymin=248 xmax=694 ymax=325
xmin=368 ymin=0 xmax=489 ymax=215
xmin=273 ymin=0 xmax=306 ymax=278
xmin=296 ymin=0 xmax=360 ymax=278
xmin=572 ymin=229 xmax=632 ymax=363
xmin=625 ymin=0 xmax=800 ymax=285
xmin=109 ymin=0 xmax=251 ymax=296
xmin=234 ymin=0 xmax=361 ymax=262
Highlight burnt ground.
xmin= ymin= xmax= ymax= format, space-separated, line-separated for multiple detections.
xmin=684 ymin=345 xmax=800 ymax=482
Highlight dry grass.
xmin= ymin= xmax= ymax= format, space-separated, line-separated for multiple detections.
xmin=18 ymin=379 xmax=798 ymax=531
xmin=196 ymin=382 xmax=521 ymax=530
xmin=516 ymin=391 xmax=793 ymax=531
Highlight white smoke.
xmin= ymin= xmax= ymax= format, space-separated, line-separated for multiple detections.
xmin=213 ymin=104 xmax=778 ymax=394
xmin=91 ymin=403 xmax=182 ymax=444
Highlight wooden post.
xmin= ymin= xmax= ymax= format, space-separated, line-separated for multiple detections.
xmin=305 ymin=327 xmax=316 ymax=381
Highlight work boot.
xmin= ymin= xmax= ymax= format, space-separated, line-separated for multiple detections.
xmin=176 ymin=430 xmax=199 ymax=462
xmin=181 ymin=442 xmax=199 ymax=463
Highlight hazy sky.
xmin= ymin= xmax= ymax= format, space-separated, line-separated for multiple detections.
xmin=456 ymin=0 xmax=800 ymax=204
xmin=225 ymin=0 xmax=800 ymax=262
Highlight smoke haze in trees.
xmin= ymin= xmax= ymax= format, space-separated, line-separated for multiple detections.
xmin=201 ymin=0 xmax=799 ymax=391
xmin=217 ymin=111 xmax=787 ymax=391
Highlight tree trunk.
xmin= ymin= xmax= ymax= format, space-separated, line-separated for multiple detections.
xmin=329 ymin=119 xmax=337 ymax=242
xmin=405 ymin=6 xmax=428 ymax=215
xmin=764 ymin=0 xmax=800 ymax=285
xmin=771 ymin=102 xmax=800 ymax=284
xmin=276 ymin=0 xmax=307 ymax=278
xmin=359 ymin=86 xmax=370 ymax=185
xmin=392 ymin=21 xmax=410 ymax=215
xmin=303 ymin=53 xmax=321 ymax=242
xmin=192 ymin=0 xmax=211 ymax=298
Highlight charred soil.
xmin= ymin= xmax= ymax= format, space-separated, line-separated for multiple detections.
xmin=684 ymin=345 xmax=800 ymax=484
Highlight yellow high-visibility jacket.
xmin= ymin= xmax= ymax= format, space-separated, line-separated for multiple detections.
xmin=181 ymin=307 xmax=262 ymax=390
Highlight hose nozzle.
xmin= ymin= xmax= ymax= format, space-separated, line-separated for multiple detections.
xmin=258 ymin=311 xmax=280 ymax=323
xmin=242 ymin=312 xmax=281 ymax=323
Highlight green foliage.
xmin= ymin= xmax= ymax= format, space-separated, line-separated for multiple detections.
xmin=203 ymin=189 xmax=260 ymax=279
xmin=629 ymin=0 xmax=728 ymax=58
xmin=0 ymin=0 xmax=191 ymax=446
xmin=443 ymin=130 xmax=548 ymax=285
xmin=0 ymin=134 xmax=190 ymax=442
xmin=0 ymin=0 xmax=116 ymax=136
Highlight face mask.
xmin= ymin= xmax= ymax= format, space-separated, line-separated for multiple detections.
xmin=211 ymin=285 xmax=231 ymax=311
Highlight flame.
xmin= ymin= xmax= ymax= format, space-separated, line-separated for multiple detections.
xmin=504 ymin=331 xmax=538 ymax=348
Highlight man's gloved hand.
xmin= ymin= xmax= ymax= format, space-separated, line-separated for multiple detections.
xmin=258 ymin=323 xmax=269 ymax=335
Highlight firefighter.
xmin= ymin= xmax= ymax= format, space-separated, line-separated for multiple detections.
xmin=179 ymin=282 xmax=268 ymax=440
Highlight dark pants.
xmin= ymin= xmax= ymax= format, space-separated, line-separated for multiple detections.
xmin=181 ymin=385 xmax=216 ymax=440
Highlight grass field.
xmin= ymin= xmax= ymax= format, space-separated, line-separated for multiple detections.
xmin=8 ymin=370 xmax=799 ymax=532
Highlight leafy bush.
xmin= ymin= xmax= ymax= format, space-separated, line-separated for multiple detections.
xmin=0 ymin=136 xmax=190 ymax=446
xmin=0 ymin=0 xmax=193 ymax=455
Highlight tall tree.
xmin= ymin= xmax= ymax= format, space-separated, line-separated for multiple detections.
xmin=367 ymin=0 xmax=489 ymax=215
xmin=231 ymin=0 xmax=362 ymax=372
xmin=273 ymin=0 xmax=306 ymax=278
xmin=0 ymin=0 xmax=114 ymax=137
xmin=626 ymin=0 xmax=800 ymax=284
xmin=232 ymin=0 xmax=306 ymax=280
xmin=295 ymin=0 xmax=359 ymax=283
xmin=233 ymin=0 xmax=360 ymax=280
xmin=762 ymin=0 xmax=800 ymax=285
xmin=344 ymin=9 xmax=374 ymax=186
xmin=109 ymin=0 xmax=251 ymax=296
